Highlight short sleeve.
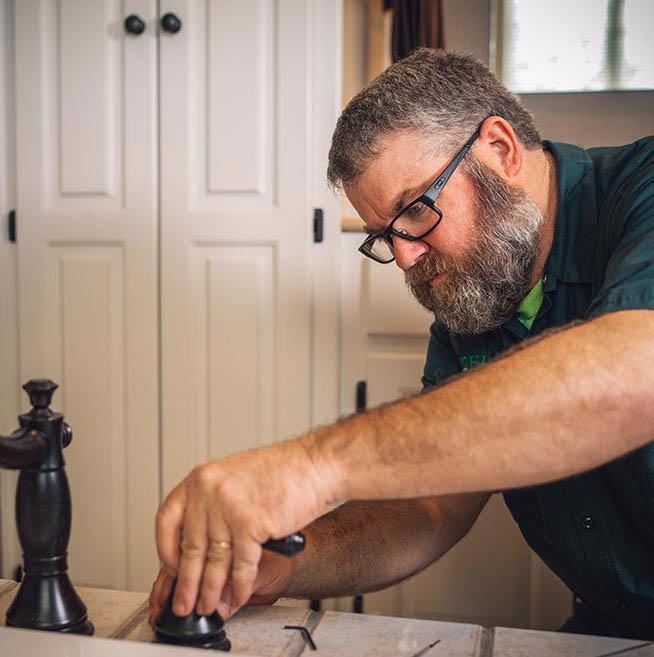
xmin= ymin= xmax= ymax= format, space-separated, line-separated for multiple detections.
xmin=421 ymin=321 xmax=461 ymax=391
xmin=586 ymin=157 xmax=654 ymax=318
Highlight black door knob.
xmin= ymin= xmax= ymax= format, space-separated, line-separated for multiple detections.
xmin=124 ymin=14 xmax=146 ymax=35
xmin=160 ymin=12 xmax=182 ymax=34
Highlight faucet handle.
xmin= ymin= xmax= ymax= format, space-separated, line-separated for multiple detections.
xmin=61 ymin=422 xmax=73 ymax=448
xmin=23 ymin=379 xmax=59 ymax=418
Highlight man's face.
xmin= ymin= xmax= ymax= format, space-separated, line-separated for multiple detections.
xmin=346 ymin=131 xmax=543 ymax=335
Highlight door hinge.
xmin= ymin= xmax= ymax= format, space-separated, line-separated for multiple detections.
xmin=313 ymin=208 xmax=324 ymax=243
xmin=355 ymin=380 xmax=367 ymax=413
xmin=8 ymin=209 xmax=16 ymax=243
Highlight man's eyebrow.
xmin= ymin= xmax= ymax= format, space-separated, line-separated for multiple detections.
xmin=390 ymin=184 xmax=424 ymax=216
xmin=363 ymin=182 xmax=429 ymax=235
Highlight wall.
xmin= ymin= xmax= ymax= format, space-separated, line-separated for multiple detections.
xmin=526 ymin=91 xmax=654 ymax=147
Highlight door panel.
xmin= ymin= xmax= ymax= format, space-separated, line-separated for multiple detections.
xmin=59 ymin=1 xmax=121 ymax=196
xmin=205 ymin=0 xmax=274 ymax=198
xmin=189 ymin=244 xmax=275 ymax=462
xmin=14 ymin=0 xmax=159 ymax=591
xmin=160 ymin=0 xmax=315 ymax=492
xmin=47 ymin=246 xmax=127 ymax=588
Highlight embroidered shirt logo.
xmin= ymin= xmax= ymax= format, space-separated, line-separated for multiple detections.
xmin=460 ymin=353 xmax=488 ymax=371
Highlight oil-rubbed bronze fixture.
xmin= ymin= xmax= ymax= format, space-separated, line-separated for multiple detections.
xmin=0 ymin=379 xmax=93 ymax=635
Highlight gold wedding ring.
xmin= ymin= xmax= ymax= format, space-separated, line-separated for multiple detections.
xmin=206 ymin=540 xmax=233 ymax=562
xmin=181 ymin=539 xmax=232 ymax=560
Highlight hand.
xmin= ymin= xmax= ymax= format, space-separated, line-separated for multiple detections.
xmin=215 ymin=549 xmax=296 ymax=618
xmin=148 ymin=550 xmax=294 ymax=625
xmin=155 ymin=439 xmax=338 ymax=619
xmin=148 ymin=566 xmax=174 ymax=627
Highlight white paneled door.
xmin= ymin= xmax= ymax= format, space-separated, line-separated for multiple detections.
xmin=11 ymin=0 xmax=340 ymax=592
xmin=159 ymin=0 xmax=321 ymax=492
xmin=14 ymin=0 xmax=159 ymax=591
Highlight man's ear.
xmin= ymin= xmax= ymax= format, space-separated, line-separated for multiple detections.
xmin=476 ymin=117 xmax=522 ymax=181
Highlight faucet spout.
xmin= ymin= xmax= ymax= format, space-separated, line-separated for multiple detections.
xmin=0 ymin=428 xmax=48 ymax=469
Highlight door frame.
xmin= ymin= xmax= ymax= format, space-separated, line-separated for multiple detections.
xmin=0 ymin=0 xmax=20 ymax=579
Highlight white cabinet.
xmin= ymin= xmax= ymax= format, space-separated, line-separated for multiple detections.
xmin=6 ymin=0 xmax=341 ymax=593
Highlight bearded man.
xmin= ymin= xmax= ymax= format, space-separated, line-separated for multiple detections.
xmin=150 ymin=49 xmax=654 ymax=640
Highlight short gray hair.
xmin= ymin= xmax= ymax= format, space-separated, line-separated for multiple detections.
xmin=327 ymin=48 xmax=541 ymax=189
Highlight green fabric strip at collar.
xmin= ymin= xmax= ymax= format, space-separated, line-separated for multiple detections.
xmin=516 ymin=279 xmax=544 ymax=330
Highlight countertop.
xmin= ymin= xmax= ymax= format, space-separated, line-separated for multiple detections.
xmin=1 ymin=579 xmax=652 ymax=656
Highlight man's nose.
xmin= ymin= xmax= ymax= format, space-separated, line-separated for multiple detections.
xmin=393 ymin=238 xmax=430 ymax=271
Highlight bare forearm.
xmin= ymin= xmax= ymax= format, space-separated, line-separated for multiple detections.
xmin=308 ymin=311 xmax=654 ymax=503
xmin=284 ymin=495 xmax=485 ymax=599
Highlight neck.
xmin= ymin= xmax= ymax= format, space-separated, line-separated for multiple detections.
xmin=528 ymin=147 xmax=558 ymax=288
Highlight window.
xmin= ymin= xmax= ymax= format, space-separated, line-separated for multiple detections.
xmin=493 ymin=0 xmax=654 ymax=93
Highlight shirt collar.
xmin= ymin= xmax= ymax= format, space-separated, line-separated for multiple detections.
xmin=543 ymin=140 xmax=598 ymax=285
xmin=516 ymin=278 xmax=544 ymax=330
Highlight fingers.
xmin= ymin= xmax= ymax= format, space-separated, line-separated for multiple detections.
xmin=227 ymin=535 xmax=263 ymax=616
xmin=173 ymin=504 xmax=209 ymax=616
xmin=155 ymin=482 xmax=187 ymax=576
xmin=196 ymin=509 xmax=234 ymax=615
xmin=200 ymin=533 xmax=264 ymax=619
xmin=217 ymin=582 xmax=235 ymax=619
xmin=155 ymin=449 xmax=314 ymax=621
xmin=148 ymin=567 xmax=174 ymax=627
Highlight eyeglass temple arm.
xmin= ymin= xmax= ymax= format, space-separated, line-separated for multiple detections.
xmin=424 ymin=127 xmax=481 ymax=205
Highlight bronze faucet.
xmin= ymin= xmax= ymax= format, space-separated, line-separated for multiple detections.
xmin=0 ymin=379 xmax=93 ymax=634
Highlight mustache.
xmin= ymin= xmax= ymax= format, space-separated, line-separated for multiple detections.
xmin=404 ymin=252 xmax=450 ymax=288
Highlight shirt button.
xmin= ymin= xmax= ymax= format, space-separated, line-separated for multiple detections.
xmin=581 ymin=515 xmax=595 ymax=530
xmin=613 ymin=598 xmax=628 ymax=611
xmin=542 ymin=274 xmax=548 ymax=283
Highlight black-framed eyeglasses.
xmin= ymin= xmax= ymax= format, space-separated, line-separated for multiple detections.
xmin=358 ymin=125 xmax=481 ymax=264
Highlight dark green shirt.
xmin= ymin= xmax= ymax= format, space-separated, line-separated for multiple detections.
xmin=421 ymin=136 xmax=654 ymax=639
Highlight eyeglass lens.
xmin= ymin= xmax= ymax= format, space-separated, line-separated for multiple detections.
xmin=367 ymin=236 xmax=394 ymax=262
xmin=393 ymin=200 xmax=438 ymax=237
xmin=364 ymin=200 xmax=438 ymax=262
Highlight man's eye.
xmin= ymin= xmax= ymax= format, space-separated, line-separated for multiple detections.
xmin=404 ymin=203 xmax=427 ymax=219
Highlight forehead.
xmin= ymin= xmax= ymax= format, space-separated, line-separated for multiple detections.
xmin=346 ymin=131 xmax=447 ymax=220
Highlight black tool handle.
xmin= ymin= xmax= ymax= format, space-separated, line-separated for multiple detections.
xmin=262 ymin=532 xmax=305 ymax=557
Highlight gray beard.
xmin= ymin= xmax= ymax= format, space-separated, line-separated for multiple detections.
xmin=405 ymin=156 xmax=543 ymax=335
